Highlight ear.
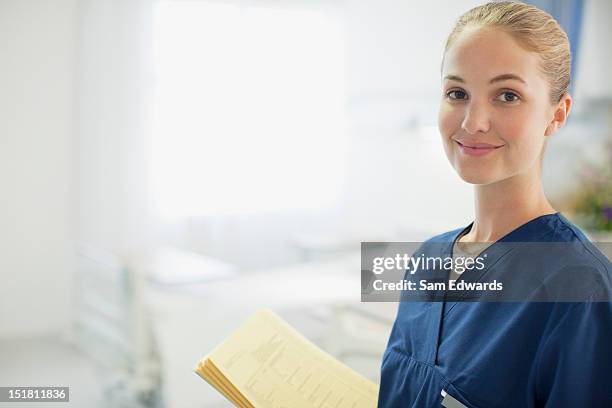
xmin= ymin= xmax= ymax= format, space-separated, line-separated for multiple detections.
xmin=545 ymin=93 xmax=572 ymax=136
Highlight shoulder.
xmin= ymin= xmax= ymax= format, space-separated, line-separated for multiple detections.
xmin=543 ymin=212 xmax=591 ymax=242
xmin=524 ymin=213 xmax=611 ymax=300
xmin=549 ymin=214 xmax=610 ymax=276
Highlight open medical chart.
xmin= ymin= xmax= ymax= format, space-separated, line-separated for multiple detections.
xmin=194 ymin=309 xmax=379 ymax=408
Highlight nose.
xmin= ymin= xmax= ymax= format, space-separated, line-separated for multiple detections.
xmin=461 ymin=101 xmax=490 ymax=134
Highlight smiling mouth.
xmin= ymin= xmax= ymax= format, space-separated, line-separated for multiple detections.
xmin=455 ymin=140 xmax=504 ymax=149
xmin=454 ymin=140 xmax=504 ymax=156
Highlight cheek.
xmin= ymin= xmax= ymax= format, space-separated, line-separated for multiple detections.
xmin=496 ymin=114 xmax=525 ymax=142
xmin=495 ymin=108 xmax=546 ymax=151
xmin=438 ymin=102 xmax=461 ymax=138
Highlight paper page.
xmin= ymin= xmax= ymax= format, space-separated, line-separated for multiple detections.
xmin=207 ymin=309 xmax=379 ymax=408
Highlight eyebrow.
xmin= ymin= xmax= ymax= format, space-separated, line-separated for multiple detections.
xmin=443 ymin=73 xmax=527 ymax=85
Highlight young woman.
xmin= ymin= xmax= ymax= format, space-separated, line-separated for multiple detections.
xmin=378 ymin=2 xmax=612 ymax=407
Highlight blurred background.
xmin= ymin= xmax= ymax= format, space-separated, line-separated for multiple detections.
xmin=0 ymin=0 xmax=610 ymax=407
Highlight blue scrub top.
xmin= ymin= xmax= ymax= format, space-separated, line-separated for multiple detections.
xmin=378 ymin=213 xmax=612 ymax=407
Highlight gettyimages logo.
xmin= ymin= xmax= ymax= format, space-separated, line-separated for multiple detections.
xmin=371 ymin=252 xmax=486 ymax=275
xmin=361 ymin=241 xmax=612 ymax=302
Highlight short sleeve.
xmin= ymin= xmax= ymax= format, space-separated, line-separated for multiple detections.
xmin=533 ymin=295 xmax=612 ymax=407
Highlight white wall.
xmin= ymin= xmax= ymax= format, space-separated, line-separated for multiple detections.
xmin=76 ymin=0 xmax=155 ymax=252
xmin=0 ymin=0 xmax=77 ymax=338
xmin=574 ymin=0 xmax=612 ymax=103
xmin=345 ymin=0 xmax=482 ymax=98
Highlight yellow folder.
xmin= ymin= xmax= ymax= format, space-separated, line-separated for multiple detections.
xmin=195 ymin=308 xmax=379 ymax=408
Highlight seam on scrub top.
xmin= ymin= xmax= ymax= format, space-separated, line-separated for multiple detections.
xmin=552 ymin=221 xmax=612 ymax=297
xmin=575 ymin=241 xmax=612 ymax=278
xmin=386 ymin=348 xmax=454 ymax=386
xmin=549 ymin=216 xmax=610 ymax=275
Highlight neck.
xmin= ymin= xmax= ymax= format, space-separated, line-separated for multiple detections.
xmin=462 ymin=167 xmax=556 ymax=243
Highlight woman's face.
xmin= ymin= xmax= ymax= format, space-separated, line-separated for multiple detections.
xmin=438 ymin=27 xmax=558 ymax=185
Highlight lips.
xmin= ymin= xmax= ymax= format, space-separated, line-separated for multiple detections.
xmin=454 ymin=139 xmax=504 ymax=149
xmin=454 ymin=139 xmax=504 ymax=157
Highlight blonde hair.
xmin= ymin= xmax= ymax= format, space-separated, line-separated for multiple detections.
xmin=444 ymin=1 xmax=571 ymax=104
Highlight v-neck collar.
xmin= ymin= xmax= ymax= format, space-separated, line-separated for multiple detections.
xmin=442 ymin=212 xmax=562 ymax=313
xmin=453 ymin=212 xmax=561 ymax=245
xmin=428 ymin=213 xmax=563 ymax=367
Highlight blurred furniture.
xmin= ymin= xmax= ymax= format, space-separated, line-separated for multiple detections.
xmin=73 ymin=245 xmax=162 ymax=408
xmin=72 ymin=245 xmax=396 ymax=407
xmin=292 ymin=232 xmax=359 ymax=262
xmin=124 ymin=249 xmax=395 ymax=408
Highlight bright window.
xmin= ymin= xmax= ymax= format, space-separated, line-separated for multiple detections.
xmin=152 ymin=1 xmax=346 ymax=217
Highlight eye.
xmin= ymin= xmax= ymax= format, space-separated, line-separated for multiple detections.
xmin=446 ymin=89 xmax=468 ymax=101
xmin=496 ymin=91 xmax=520 ymax=103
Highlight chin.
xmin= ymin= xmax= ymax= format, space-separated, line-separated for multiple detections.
xmin=454 ymin=167 xmax=501 ymax=185
xmin=458 ymin=173 xmax=492 ymax=185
